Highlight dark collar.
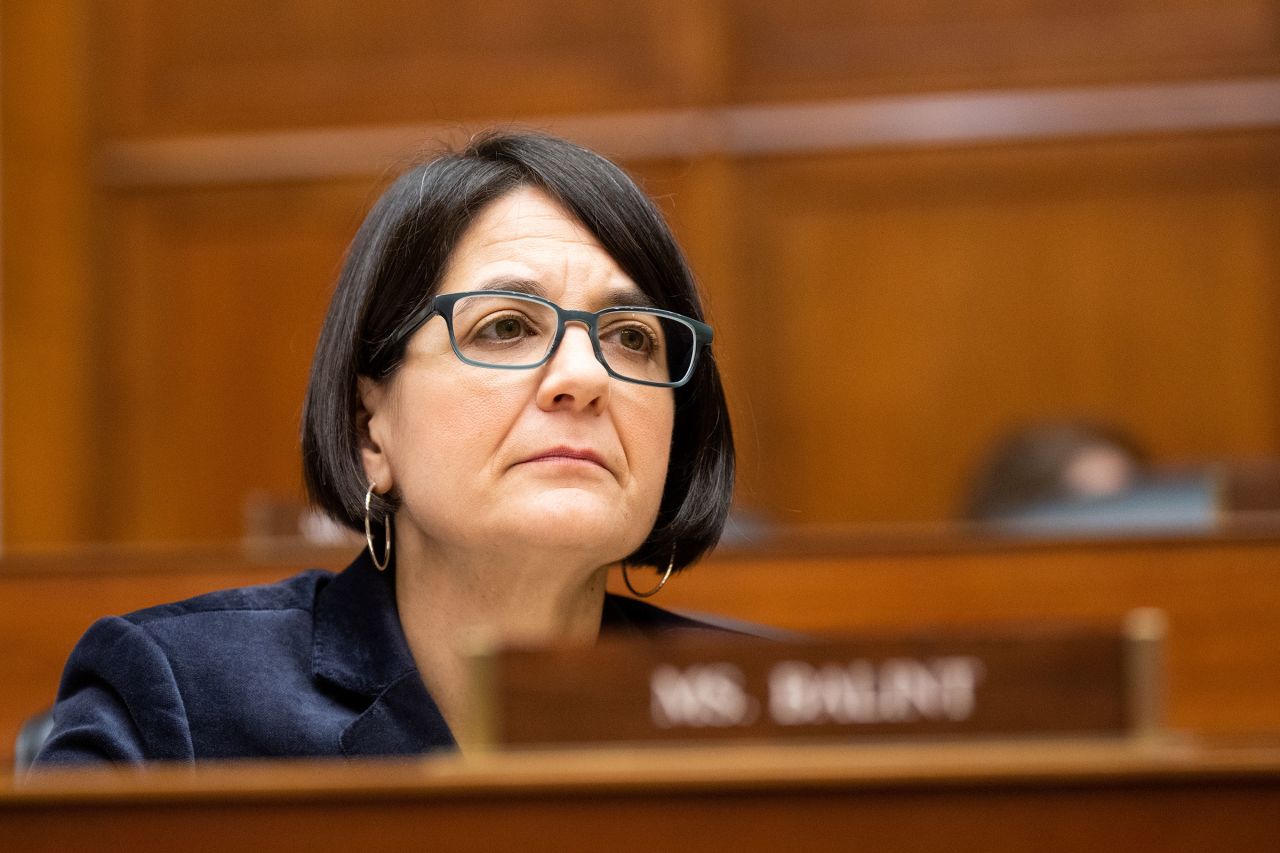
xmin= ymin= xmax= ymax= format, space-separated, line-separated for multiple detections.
xmin=311 ymin=551 xmax=455 ymax=756
xmin=311 ymin=550 xmax=416 ymax=696
xmin=309 ymin=552 xmax=713 ymax=757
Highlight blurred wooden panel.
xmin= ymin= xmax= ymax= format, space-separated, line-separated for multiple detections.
xmin=95 ymin=0 xmax=715 ymax=136
xmin=92 ymin=182 xmax=379 ymax=541
xmin=9 ymin=1 xmax=1280 ymax=548
xmin=68 ymin=129 xmax=1280 ymax=540
xmin=731 ymin=132 xmax=1280 ymax=523
xmin=728 ymin=0 xmax=1280 ymax=101
xmin=0 ymin=2 xmax=101 ymax=546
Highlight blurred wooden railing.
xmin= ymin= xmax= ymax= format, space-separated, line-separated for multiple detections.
xmin=6 ymin=739 xmax=1280 ymax=852
xmin=5 ymin=523 xmax=1280 ymax=769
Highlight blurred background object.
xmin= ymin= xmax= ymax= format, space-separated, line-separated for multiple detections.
xmin=959 ymin=418 xmax=1213 ymax=536
xmin=962 ymin=418 xmax=1280 ymax=536
xmin=964 ymin=419 xmax=1152 ymax=523
xmin=3 ymin=1 xmax=1280 ymax=549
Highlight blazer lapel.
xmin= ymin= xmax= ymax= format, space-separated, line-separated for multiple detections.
xmin=339 ymin=671 xmax=456 ymax=757
xmin=311 ymin=551 xmax=457 ymax=757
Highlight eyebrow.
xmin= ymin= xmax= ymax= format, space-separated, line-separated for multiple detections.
xmin=477 ymin=276 xmax=657 ymax=309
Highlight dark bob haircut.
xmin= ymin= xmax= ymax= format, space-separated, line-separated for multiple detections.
xmin=301 ymin=130 xmax=734 ymax=571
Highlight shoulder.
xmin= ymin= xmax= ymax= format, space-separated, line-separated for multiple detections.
xmin=35 ymin=568 xmax=342 ymax=765
xmin=104 ymin=568 xmax=342 ymax=705
xmin=63 ymin=568 xmax=336 ymax=672
xmin=120 ymin=569 xmax=334 ymax=627
xmin=95 ymin=569 xmax=337 ymax=666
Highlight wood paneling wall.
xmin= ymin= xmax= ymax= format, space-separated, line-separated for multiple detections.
xmin=733 ymin=134 xmax=1280 ymax=521
xmin=3 ymin=1 xmax=1280 ymax=546
xmin=726 ymin=1 xmax=1280 ymax=97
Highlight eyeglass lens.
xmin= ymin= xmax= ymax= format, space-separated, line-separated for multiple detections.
xmin=448 ymin=293 xmax=694 ymax=385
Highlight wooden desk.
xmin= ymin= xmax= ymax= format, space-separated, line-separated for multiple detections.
xmin=640 ymin=528 xmax=1280 ymax=737
xmin=5 ymin=739 xmax=1279 ymax=852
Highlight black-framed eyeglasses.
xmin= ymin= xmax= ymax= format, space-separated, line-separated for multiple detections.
xmin=383 ymin=290 xmax=713 ymax=388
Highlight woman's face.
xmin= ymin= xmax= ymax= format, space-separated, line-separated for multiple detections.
xmin=360 ymin=186 xmax=675 ymax=569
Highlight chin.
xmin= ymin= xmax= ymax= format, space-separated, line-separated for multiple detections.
xmin=505 ymin=492 xmax=653 ymax=558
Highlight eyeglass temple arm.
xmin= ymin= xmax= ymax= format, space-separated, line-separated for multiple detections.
xmin=368 ymin=296 xmax=441 ymax=369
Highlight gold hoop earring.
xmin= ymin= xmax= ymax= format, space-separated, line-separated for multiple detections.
xmin=622 ymin=551 xmax=675 ymax=598
xmin=364 ymin=482 xmax=392 ymax=572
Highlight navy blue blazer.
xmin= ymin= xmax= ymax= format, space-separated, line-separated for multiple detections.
xmin=34 ymin=551 xmax=723 ymax=764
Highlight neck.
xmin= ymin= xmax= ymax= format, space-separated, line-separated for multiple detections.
xmin=393 ymin=531 xmax=610 ymax=749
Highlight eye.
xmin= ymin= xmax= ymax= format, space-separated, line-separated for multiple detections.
xmin=475 ymin=312 xmax=535 ymax=342
xmin=491 ymin=316 xmax=525 ymax=340
xmin=601 ymin=320 xmax=660 ymax=358
xmin=618 ymin=327 xmax=651 ymax=352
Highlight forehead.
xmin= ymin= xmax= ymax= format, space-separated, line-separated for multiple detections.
xmin=438 ymin=186 xmax=639 ymax=300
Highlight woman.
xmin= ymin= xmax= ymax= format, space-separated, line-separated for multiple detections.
xmin=35 ymin=131 xmax=735 ymax=763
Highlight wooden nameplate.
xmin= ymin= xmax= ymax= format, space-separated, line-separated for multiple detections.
xmin=465 ymin=610 xmax=1165 ymax=750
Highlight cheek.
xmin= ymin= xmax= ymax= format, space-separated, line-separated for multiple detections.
xmin=629 ymin=396 xmax=675 ymax=496
xmin=384 ymin=372 xmax=525 ymax=487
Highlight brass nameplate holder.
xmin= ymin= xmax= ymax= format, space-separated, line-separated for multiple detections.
xmin=466 ymin=609 xmax=1165 ymax=751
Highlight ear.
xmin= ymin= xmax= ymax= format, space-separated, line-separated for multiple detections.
xmin=356 ymin=375 xmax=394 ymax=495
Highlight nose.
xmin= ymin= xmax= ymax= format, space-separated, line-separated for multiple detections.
xmin=535 ymin=322 xmax=610 ymax=414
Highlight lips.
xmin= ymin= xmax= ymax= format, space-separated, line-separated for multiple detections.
xmin=520 ymin=446 xmax=610 ymax=470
